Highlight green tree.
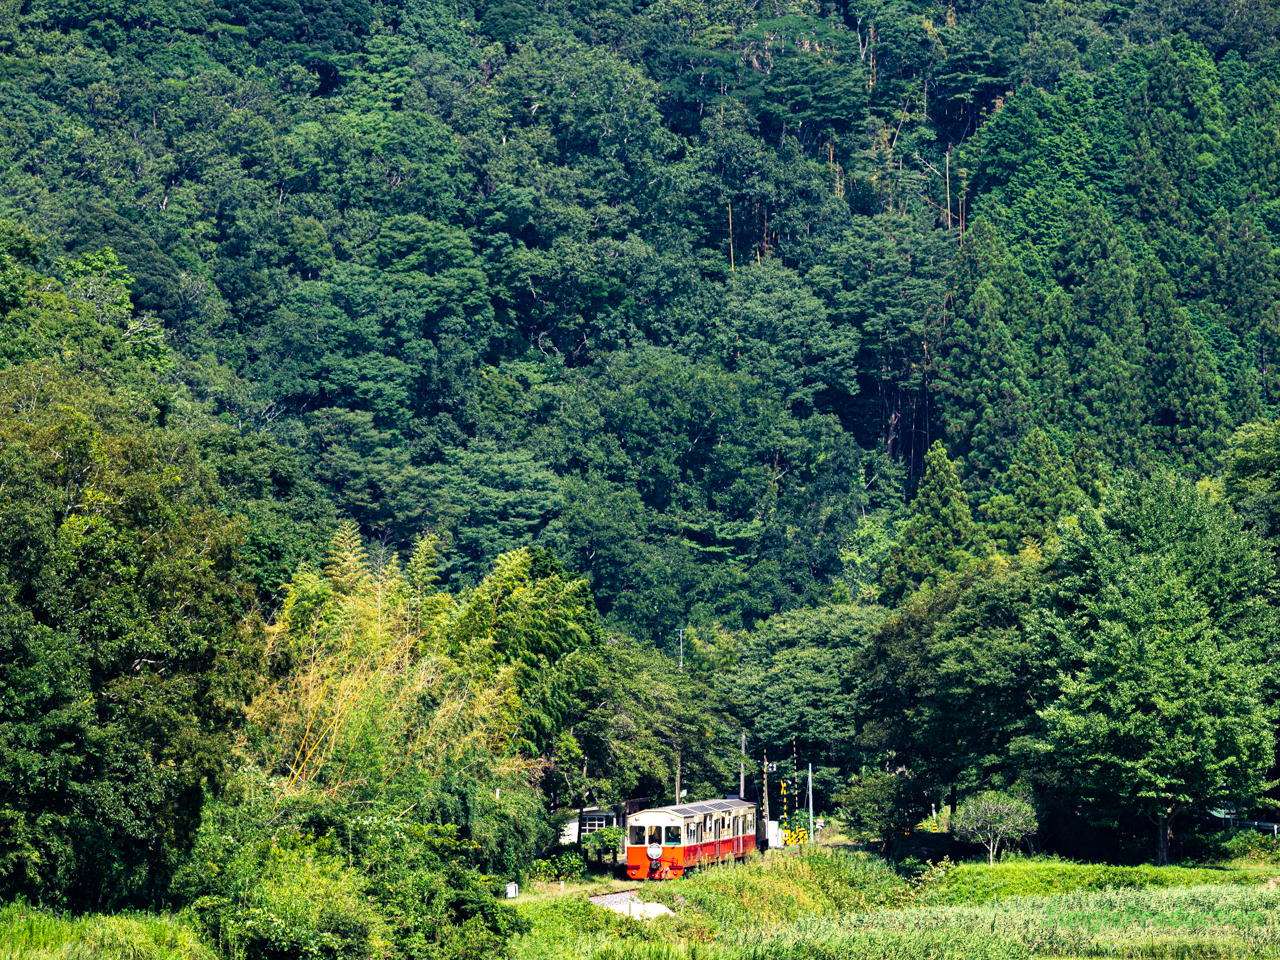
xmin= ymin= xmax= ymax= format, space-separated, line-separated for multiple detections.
xmin=0 ymin=364 xmax=253 ymax=907
xmin=726 ymin=604 xmax=886 ymax=811
xmin=1222 ymin=418 xmax=1280 ymax=539
xmin=953 ymin=790 xmax=1038 ymax=866
xmin=980 ymin=429 xmax=1079 ymax=552
xmin=858 ymin=555 xmax=1053 ymax=820
xmin=835 ymin=769 xmax=931 ymax=856
xmin=881 ymin=442 xmax=983 ymax=598
xmin=1040 ymin=473 xmax=1279 ymax=864
xmin=1137 ymin=256 xmax=1230 ymax=470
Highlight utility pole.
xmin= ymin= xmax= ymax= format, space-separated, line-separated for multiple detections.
xmin=677 ymin=628 xmax=685 ymax=672
xmin=762 ymin=751 xmax=771 ymax=847
xmin=674 ymin=746 xmax=681 ymax=803
xmin=739 ymin=732 xmax=746 ymax=798
xmin=807 ymin=762 xmax=814 ymax=844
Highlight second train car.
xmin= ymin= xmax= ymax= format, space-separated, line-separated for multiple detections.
xmin=625 ymin=797 xmax=757 ymax=880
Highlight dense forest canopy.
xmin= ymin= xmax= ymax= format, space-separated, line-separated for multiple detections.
xmin=5 ymin=0 xmax=1280 ymax=953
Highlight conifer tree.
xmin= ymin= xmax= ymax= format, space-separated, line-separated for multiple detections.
xmin=1138 ymin=256 xmax=1230 ymax=470
xmin=1068 ymin=431 xmax=1109 ymax=506
xmin=881 ymin=442 xmax=983 ymax=598
xmin=1054 ymin=208 xmax=1145 ymax=464
xmin=937 ymin=278 xmax=1035 ymax=486
xmin=1031 ymin=287 xmax=1077 ymax=427
xmin=980 ymin=429 xmax=1078 ymax=552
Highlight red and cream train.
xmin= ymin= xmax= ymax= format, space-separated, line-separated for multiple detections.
xmin=625 ymin=797 xmax=757 ymax=880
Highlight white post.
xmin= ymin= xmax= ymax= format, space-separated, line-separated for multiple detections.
xmin=807 ymin=763 xmax=814 ymax=843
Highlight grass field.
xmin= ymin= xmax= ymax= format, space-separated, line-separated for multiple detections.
xmin=0 ymin=904 xmax=212 ymax=960
xmin=0 ymin=850 xmax=1273 ymax=959
xmin=511 ymin=850 xmax=1280 ymax=960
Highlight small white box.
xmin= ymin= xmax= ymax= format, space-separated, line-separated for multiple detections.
xmin=505 ymin=882 xmax=519 ymax=899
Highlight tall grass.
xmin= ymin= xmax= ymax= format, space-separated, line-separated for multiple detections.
xmin=0 ymin=904 xmax=213 ymax=960
xmin=923 ymin=860 xmax=1257 ymax=906
xmin=514 ymin=852 xmax=1280 ymax=960
xmin=721 ymin=884 xmax=1280 ymax=958
xmin=642 ymin=849 xmax=906 ymax=929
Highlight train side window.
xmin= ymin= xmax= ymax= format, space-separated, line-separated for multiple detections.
xmin=664 ymin=826 xmax=681 ymax=845
xmin=686 ymin=823 xmax=696 ymax=841
xmin=630 ymin=825 xmax=645 ymax=846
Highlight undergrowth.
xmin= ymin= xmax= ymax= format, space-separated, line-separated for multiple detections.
xmin=512 ymin=850 xmax=1276 ymax=960
xmin=0 ymin=904 xmax=213 ymax=960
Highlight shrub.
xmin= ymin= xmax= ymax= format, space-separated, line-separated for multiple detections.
xmin=187 ymin=836 xmax=389 ymax=960
xmin=582 ymin=827 xmax=624 ymax=863
xmin=177 ymin=780 xmax=528 ymax=960
xmin=1222 ymin=830 xmax=1280 ymax=864
xmin=952 ymin=791 xmax=1037 ymax=866
xmin=529 ymin=852 xmax=587 ymax=882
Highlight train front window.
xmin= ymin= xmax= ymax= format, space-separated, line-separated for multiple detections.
xmin=664 ymin=826 xmax=681 ymax=845
xmin=648 ymin=826 xmax=662 ymax=845
xmin=630 ymin=825 xmax=645 ymax=846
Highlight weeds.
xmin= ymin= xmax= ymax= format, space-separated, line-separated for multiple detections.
xmin=513 ymin=851 xmax=1280 ymax=960
xmin=0 ymin=904 xmax=213 ymax=960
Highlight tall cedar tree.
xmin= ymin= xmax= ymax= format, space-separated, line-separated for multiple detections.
xmin=1137 ymin=256 xmax=1230 ymax=470
xmin=937 ymin=278 xmax=1034 ymax=487
xmin=980 ymin=429 xmax=1079 ymax=552
xmin=881 ymin=442 xmax=983 ymax=598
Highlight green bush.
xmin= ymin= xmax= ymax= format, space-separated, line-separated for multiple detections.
xmin=529 ymin=852 xmax=588 ymax=882
xmin=1221 ymin=830 xmax=1280 ymax=864
xmin=188 ymin=836 xmax=389 ymax=960
xmin=643 ymin=849 xmax=907 ymax=929
xmin=177 ymin=778 xmax=528 ymax=960
xmin=513 ymin=895 xmax=658 ymax=959
xmin=581 ymin=827 xmax=624 ymax=862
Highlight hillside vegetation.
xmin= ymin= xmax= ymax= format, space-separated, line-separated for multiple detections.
xmin=513 ymin=850 xmax=1280 ymax=959
xmin=5 ymin=0 xmax=1280 ymax=955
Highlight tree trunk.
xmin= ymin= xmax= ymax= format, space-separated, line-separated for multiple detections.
xmin=988 ymin=843 xmax=995 ymax=867
xmin=1156 ymin=815 xmax=1171 ymax=866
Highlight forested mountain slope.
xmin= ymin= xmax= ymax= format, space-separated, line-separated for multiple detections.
xmin=7 ymin=0 xmax=1280 ymax=641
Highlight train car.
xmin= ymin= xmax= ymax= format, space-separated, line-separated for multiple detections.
xmin=625 ymin=797 xmax=757 ymax=880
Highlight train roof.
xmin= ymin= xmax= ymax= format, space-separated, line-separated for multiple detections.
xmin=635 ymin=798 xmax=754 ymax=818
